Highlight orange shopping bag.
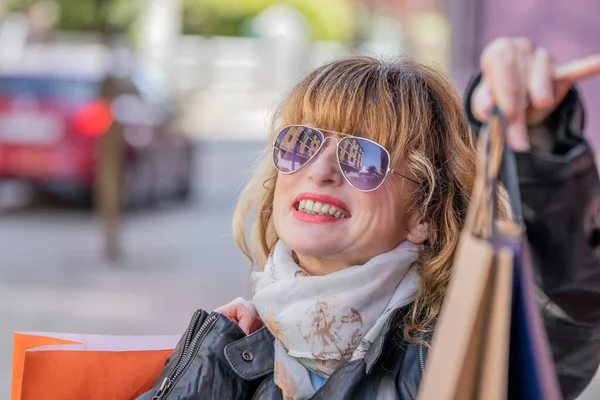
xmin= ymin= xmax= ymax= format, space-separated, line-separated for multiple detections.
xmin=12 ymin=331 xmax=180 ymax=400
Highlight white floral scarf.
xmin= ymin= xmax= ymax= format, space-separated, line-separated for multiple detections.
xmin=251 ymin=241 xmax=420 ymax=400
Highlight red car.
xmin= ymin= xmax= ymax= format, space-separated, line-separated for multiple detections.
xmin=0 ymin=71 xmax=194 ymax=207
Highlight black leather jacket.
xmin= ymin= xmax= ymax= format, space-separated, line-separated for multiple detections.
xmin=138 ymin=85 xmax=600 ymax=400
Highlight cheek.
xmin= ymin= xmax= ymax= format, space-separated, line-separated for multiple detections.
xmin=374 ymin=204 xmax=406 ymax=237
xmin=357 ymin=186 xmax=409 ymax=237
xmin=272 ymin=175 xmax=292 ymax=229
xmin=272 ymin=192 xmax=284 ymax=230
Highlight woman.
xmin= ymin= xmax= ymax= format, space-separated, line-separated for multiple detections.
xmin=140 ymin=39 xmax=600 ymax=400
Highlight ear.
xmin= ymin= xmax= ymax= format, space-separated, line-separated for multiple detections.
xmin=406 ymin=211 xmax=429 ymax=244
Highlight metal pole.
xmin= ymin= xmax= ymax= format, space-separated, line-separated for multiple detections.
xmin=94 ymin=0 xmax=125 ymax=263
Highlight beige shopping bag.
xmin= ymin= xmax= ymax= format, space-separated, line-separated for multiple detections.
xmin=418 ymin=113 xmax=518 ymax=400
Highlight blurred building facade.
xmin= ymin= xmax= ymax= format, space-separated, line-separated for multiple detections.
xmin=340 ymin=139 xmax=364 ymax=172
xmin=0 ymin=1 xmax=597 ymax=143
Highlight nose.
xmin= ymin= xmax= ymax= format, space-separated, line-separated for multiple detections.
xmin=305 ymin=137 xmax=344 ymax=188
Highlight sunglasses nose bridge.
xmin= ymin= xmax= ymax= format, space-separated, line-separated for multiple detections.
xmin=322 ymin=136 xmax=342 ymax=156
xmin=322 ymin=135 xmax=340 ymax=145
xmin=313 ymin=135 xmax=340 ymax=163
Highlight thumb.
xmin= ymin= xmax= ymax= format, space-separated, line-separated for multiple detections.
xmin=528 ymin=54 xmax=600 ymax=126
xmin=555 ymin=54 xmax=600 ymax=84
xmin=554 ymin=54 xmax=600 ymax=101
xmin=236 ymin=304 xmax=258 ymax=334
xmin=214 ymin=297 xmax=247 ymax=320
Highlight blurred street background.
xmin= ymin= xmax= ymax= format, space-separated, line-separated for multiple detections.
xmin=0 ymin=0 xmax=599 ymax=399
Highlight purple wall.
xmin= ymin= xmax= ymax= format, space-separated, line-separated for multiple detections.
xmin=453 ymin=0 xmax=600 ymax=150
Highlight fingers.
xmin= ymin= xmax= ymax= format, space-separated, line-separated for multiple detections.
xmin=514 ymin=39 xmax=532 ymax=111
xmin=555 ymin=54 xmax=600 ymax=83
xmin=250 ymin=317 xmax=265 ymax=334
xmin=551 ymin=54 xmax=600 ymax=103
xmin=215 ymin=297 xmax=259 ymax=335
xmin=506 ymin=113 xmax=529 ymax=152
xmin=507 ymin=40 xmax=532 ymax=151
xmin=528 ymin=48 xmax=555 ymax=109
xmin=481 ymin=38 xmax=523 ymax=121
xmin=471 ymin=80 xmax=494 ymax=121
xmin=480 ymin=38 xmax=533 ymax=151
xmin=525 ymin=48 xmax=557 ymax=126
xmin=214 ymin=297 xmax=243 ymax=318
xmin=235 ymin=302 xmax=259 ymax=334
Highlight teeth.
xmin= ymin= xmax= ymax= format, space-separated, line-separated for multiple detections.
xmin=306 ymin=200 xmax=314 ymax=211
xmin=296 ymin=199 xmax=349 ymax=218
xmin=313 ymin=201 xmax=322 ymax=213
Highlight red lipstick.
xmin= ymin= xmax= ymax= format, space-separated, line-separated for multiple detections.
xmin=292 ymin=192 xmax=351 ymax=214
xmin=291 ymin=192 xmax=351 ymax=224
xmin=292 ymin=208 xmax=342 ymax=223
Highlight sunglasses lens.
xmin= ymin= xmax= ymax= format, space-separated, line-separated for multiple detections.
xmin=273 ymin=126 xmax=324 ymax=173
xmin=338 ymin=137 xmax=389 ymax=191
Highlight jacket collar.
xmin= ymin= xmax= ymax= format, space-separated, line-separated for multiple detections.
xmin=364 ymin=306 xmax=408 ymax=374
xmin=226 ymin=306 xmax=410 ymax=379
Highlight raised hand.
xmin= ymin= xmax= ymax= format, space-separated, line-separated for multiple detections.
xmin=472 ymin=38 xmax=600 ymax=151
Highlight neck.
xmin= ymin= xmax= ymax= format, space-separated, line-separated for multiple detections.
xmin=295 ymin=253 xmax=354 ymax=276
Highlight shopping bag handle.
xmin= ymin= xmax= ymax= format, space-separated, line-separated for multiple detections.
xmin=463 ymin=107 xmax=524 ymax=237
xmin=486 ymin=107 xmax=524 ymax=229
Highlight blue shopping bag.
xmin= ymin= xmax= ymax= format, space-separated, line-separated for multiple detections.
xmin=495 ymin=116 xmax=561 ymax=400
xmin=507 ymin=238 xmax=562 ymax=400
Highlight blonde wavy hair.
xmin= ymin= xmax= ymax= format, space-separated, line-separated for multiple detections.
xmin=233 ymin=56 xmax=480 ymax=342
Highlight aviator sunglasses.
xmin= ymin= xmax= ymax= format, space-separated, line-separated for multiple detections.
xmin=272 ymin=125 xmax=419 ymax=192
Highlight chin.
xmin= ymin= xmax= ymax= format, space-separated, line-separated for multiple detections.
xmin=281 ymin=235 xmax=343 ymax=258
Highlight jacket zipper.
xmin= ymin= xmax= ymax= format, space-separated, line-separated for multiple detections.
xmin=152 ymin=312 xmax=219 ymax=400
xmin=418 ymin=342 xmax=425 ymax=374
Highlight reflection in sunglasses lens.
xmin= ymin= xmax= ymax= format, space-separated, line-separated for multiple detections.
xmin=273 ymin=126 xmax=323 ymax=173
xmin=338 ymin=138 xmax=389 ymax=191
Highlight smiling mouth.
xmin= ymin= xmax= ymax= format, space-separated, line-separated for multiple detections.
xmin=294 ymin=199 xmax=351 ymax=219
